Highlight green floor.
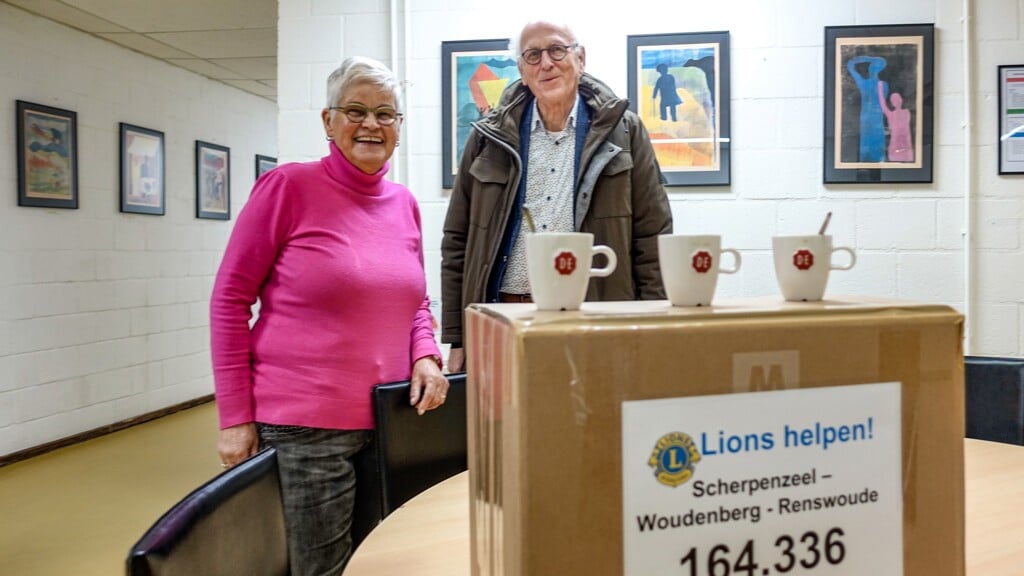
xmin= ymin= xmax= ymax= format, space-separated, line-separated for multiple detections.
xmin=0 ymin=402 xmax=220 ymax=576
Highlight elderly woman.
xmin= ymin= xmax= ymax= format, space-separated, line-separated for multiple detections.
xmin=210 ymin=56 xmax=448 ymax=575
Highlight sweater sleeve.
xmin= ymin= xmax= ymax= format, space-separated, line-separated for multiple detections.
xmin=209 ymin=170 xmax=293 ymax=429
xmin=410 ymin=295 xmax=441 ymax=368
xmin=408 ymin=196 xmax=443 ymax=367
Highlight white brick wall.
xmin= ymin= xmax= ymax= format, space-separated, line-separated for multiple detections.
xmin=0 ymin=3 xmax=277 ymax=456
xmin=280 ymin=0 xmax=1024 ymax=369
xmin=4 ymin=0 xmax=1021 ymax=457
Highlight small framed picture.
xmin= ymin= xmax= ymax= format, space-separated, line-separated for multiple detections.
xmin=119 ymin=123 xmax=165 ymax=215
xmin=441 ymin=38 xmax=519 ymax=188
xmin=255 ymin=154 xmax=277 ymax=179
xmin=998 ymin=64 xmax=1024 ymax=175
xmin=16 ymin=100 xmax=78 ymax=209
xmin=195 ymin=140 xmax=231 ymax=220
xmin=824 ymin=24 xmax=935 ymax=184
xmin=627 ymin=31 xmax=732 ymax=187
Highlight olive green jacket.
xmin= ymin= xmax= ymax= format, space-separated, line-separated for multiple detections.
xmin=441 ymin=73 xmax=672 ymax=346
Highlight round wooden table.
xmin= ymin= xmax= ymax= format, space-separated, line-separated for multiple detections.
xmin=345 ymin=439 xmax=1024 ymax=575
xmin=346 ymin=471 xmax=471 ymax=575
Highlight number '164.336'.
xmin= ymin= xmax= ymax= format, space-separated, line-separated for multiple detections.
xmin=680 ymin=528 xmax=846 ymax=575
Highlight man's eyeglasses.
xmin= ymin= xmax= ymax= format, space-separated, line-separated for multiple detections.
xmin=329 ymin=103 xmax=403 ymax=126
xmin=519 ymin=43 xmax=578 ymax=66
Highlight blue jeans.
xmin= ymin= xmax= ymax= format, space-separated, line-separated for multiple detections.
xmin=257 ymin=424 xmax=372 ymax=576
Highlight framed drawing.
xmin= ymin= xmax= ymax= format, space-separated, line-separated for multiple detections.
xmin=16 ymin=100 xmax=78 ymax=208
xmin=441 ymin=39 xmax=519 ymax=188
xmin=255 ymin=154 xmax=277 ymax=179
xmin=627 ymin=31 xmax=731 ymax=187
xmin=119 ymin=123 xmax=165 ymax=215
xmin=998 ymin=64 xmax=1024 ymax=175
xmin=824 ymin=24 xmax=934 ymax=184
xmin=195 ymin=140 xmax=231 ymax=220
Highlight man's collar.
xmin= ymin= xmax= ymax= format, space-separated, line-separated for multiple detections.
xmin=530 ymin=95 xmax=580 ymax=133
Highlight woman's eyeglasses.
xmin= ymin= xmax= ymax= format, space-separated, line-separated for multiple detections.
xmin=329 ymin=103 xmax=403 ymax=126
xmin=519 ymin=43 xmax=578 ymax=66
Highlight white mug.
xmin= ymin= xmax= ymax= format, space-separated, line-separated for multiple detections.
xmin=772 ymin=235 xmax=856 ymax=302
xmin=658 ymin=235 xmax=741 ymax=307
xmin=526 ymin=233 xmax=617 ymax=311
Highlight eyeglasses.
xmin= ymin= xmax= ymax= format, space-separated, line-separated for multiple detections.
xmin=519 ymin=43 xmax=578 ymax=66
xmin=329 ymin=103 xmax=403 ymax=126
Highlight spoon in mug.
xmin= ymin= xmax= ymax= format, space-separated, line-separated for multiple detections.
xmin=818 ymin=211 xmax=833 ymax=235
xmin=522 ymin=206 xmax=537 ymax=233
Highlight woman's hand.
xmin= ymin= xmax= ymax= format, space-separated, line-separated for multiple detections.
xmin=410 ymin=356 xmax=448 ymax=415
xmin=218 ymin=422 xmax=259 ymax=469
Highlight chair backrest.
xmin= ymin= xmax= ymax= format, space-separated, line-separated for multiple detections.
xmin=965 ymin=356 xmax=1024 ymax=445
xmin=126 ymin=447 xmax=288 ymax=576
xmin=372 ymin=373 xmax=468 ymax=516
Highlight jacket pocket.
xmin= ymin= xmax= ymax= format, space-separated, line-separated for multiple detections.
xmin=469 ymin=156 xmax=511 ymax=184
xmin=601 ymin=151 xmax=634 ymax=177
xmin=590 ymin=155 xmax=633 ymax=219
xmin=468 ymin=157 xmax=512 ymax=230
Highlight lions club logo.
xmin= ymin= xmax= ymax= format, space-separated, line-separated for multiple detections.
xmin=648 ymin=432 xmax=701 ymax=487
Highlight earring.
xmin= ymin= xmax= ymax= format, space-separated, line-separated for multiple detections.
xmin=325 ymin=135 xmax=332 ymax=141
xmin=395 ymin=140 xmax=401 ymax=147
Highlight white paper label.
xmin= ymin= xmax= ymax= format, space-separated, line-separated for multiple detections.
xmin=622 ymin=382 xmax=902 ymax=576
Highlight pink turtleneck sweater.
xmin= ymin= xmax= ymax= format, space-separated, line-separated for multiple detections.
xmin=210 ymin=144 xmax=440 ymax=430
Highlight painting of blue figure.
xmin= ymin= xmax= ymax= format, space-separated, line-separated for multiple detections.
xmin=652 ymin=63 xmax=684 ymax=122
xmin=451 ymin=51 xmax=519 ymax=170
xmin=837 ymin=37 xmax=923 ymax=168
xmin=637 ymin=43 xmax=720 ymax=171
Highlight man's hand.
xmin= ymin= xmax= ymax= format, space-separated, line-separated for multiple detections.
xmin=447 ymin=348 xmax=465 ymax=373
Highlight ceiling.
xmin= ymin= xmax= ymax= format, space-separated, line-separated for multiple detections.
xmin=3 ymin=0 xmax=277 ymax=101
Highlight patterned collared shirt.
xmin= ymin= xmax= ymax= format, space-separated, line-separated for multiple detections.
xmin=500 ymin=98 xmax=579 ymax=294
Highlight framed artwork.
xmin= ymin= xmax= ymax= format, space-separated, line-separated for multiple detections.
xmin=16 ymin=100 xmax=78 ymax=208
xmin=824 ymin=24 xmax=934 ymax=184
xmin=119 ymin=123 xmax=165 ymax=215
xmin=441 ymin=39 xmax=519 ymax=188
xmin=195 ymin=140 xmax=231 ymax=220
xmin=998 ymin=64 xmax=1024 ymax=175
xmin=627 ymin=31 xmax=731 ymax=187
xmin=255 ymin=154 xmax=277 ymax=179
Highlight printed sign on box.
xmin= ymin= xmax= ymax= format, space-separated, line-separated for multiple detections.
xmin=622 ymin=382 xmax=902 ymax=576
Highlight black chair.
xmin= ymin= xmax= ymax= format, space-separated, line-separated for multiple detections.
xmin=126 ymin=447 xmax=288 ymax=576
xmin=965 ymin=356 xmax=1024 ymax=445
xmin=372 ymin=373 xmax=468 ymax=516
xmin=349 ymin=373 xmax=468 ymax=549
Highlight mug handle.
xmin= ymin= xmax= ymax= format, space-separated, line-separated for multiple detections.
xmin=830 ymin=247 xmax=856 ymax=271
xmin=590 ymin=245 xmax=617 ymax=278
xmin=719 ymin=248 xmax=741 ymax=274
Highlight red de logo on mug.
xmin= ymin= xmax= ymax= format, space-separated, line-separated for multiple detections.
xmin=691 ymin=251 xmax=713 ymax=274
xmin=554 ymin=251 xmax=577 ymax=275
xmin=793 ymin=249 xmax=814 ymax=270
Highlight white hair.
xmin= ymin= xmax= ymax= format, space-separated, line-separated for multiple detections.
xmin=325 ymin=56 xmax=402 ymax=111
xmin=509 ymin=20 xmax=582 ymax=61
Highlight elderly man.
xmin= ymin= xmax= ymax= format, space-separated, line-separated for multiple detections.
xmin=441 ymin=20 xmax=672 ymax=371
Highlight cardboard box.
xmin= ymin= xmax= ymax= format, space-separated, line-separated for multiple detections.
xmin=466 ymin=297 xmax=964 ymax=576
